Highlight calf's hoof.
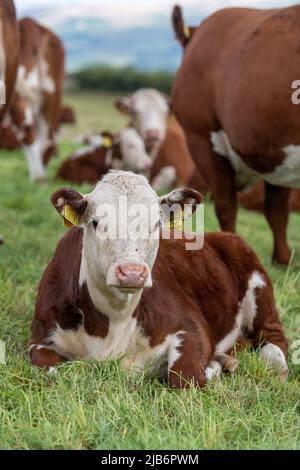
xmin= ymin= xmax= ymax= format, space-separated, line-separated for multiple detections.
xmin=0 ymin=236 xmax=4 ymax=245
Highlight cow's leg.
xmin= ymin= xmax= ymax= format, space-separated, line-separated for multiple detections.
xmin=184 ymin=130 xmax=237 ymax=232
xmin=168 ymin=331 xmax=212 ymax=388
xmin=29 ymin=344 xmax=64 ymax=371
xmin=211 ymin=152 xmax=237 ymax=232
xmin=40 ymin=88 xmax=62 ymax=166
xmin=253 ymin=282 xmax=288 ymax=380
xmin=264 ymin=182 xmax=291 ymax=265
xmin=10 ymin=95 xmax=46 ymax=181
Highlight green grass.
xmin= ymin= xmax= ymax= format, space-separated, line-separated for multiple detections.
xmin=0 ymin=92 xmax=300 ymax=450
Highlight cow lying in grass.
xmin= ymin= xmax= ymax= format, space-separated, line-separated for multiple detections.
xmin=29 ymin=171 xmax=288 ymax=388
xmin=57 ymin=128 xmax=152 ymax=184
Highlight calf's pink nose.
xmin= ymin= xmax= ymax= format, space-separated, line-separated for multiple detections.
xmin=115 ymin=264 xmax=148 ymax=289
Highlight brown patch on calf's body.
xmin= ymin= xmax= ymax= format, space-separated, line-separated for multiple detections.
xmin=30 ymin=227 xmax=287 ymax=387
xmin=56 ymin=142 xmax=123 ymax=184
xmin=172 ymin=4 xmax=300 ymax=264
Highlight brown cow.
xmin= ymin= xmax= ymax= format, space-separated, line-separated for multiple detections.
xmin=9 ymin=17 xmax=64 ymax=181
xmin=57 ymin=128 xmax=152 ymax=184
xmin=172 ymin=5 xmax=300 ymax=265
xmin=172 ymin=4 xmax=300 ymax=217
xmin=114 ymin=89 xmax=207 ymax=193
xmin=0 ymin=0 xmax=19 ymax=245
xmin=29 ymin=171 xmax=288 ymax=387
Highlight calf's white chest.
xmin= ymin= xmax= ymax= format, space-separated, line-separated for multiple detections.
xmin=49 ymin=317 xmax=182 ymax=375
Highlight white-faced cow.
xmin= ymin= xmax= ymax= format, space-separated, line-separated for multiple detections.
xmin=57 ymin=128 xmax=153 ymax=184
xmin=114 ymin=89 xmax=206 ymax=193
xmin=9 ymin=17 xmax=64 ymax=181
xmin=172 ymin=5 xmax=300 ymax=264
xmin=0 ymin=0 xmax=19 ymax=245
xmin=30 ymin=171 xmax=288 ymax=387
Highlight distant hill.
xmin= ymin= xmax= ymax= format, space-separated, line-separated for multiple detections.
xmin=16 ymin=4 xmax=205 ymax=72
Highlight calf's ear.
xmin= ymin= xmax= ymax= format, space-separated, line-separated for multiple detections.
xmin=159 ymin=188 xmax=203 ymax=226
xmin=114 ymin=97 xmax=132 ymax=115
xmin=160 ymin=188 xmax=203 ymax=208
xmin=51 ymin=188 xmax=88 ymax=227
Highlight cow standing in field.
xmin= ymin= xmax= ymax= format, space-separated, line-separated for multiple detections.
xmin=29 ymin=171 xmax=288 ymax=387
xmin=172 ymin=5 xmax=300 ymax=264
xmin=172 ymin=4 xmax=300 ymax=216
xmin=114 ymin=89 xmax=207 ymax=193
xmin=9 ymin=18 xmax=64 ymax=181
xmin=57 ymin=128 xmax=152 ymax=184
xmin=0 ymin=0 xmax=20 ymax=245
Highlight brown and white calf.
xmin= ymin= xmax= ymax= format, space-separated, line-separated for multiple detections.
xmin=114 ymin=89 xmax=206 ymax=193
xmin=172 ymin=5 xmax=300 ymax=264
xmin=30 ymin=171 xmax=288 ymax=387
xmin=10 ymin=17 xmax=64 ymax=181
xmin=57 ymin=128 xmax=153 ymax=184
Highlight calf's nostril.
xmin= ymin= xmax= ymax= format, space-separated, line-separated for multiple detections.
xmin=115 ymin=264 xmax=148 ymax=287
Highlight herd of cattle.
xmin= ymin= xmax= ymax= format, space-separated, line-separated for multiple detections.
xmin=1 ymin=1 xmax=299 ymax=387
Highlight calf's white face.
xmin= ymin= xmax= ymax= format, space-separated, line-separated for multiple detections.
xmin=115 ymin=89 xmax=169 ymax=148
xmin=51 ymin=171 xmax=202 ymax=298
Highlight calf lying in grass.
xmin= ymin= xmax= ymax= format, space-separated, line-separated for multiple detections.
xmin=29 ymin=171 xmax=288 ymax=388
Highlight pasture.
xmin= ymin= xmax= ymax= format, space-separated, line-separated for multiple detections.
xmin=0 ymin=92 xmax=300 ymax=450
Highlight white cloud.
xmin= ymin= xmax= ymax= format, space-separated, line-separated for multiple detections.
xmin=16 ymin=0 xmax=292 ymax=29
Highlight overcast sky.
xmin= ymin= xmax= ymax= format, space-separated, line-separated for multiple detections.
xmin=15 ymin=0 xmax=294 ymax=28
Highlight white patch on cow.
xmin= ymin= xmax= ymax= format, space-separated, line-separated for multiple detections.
xmin=215 ymin=271 xmax=266 ymax=355
xmin=263 ymin=145 xmax=300 ymax=188
xmin=24 ymin=106 xmax=34 ymax=126
xmin=38 ymin=115 xmax=51 ymax=155
xmin=24 ymin=140 xmax=46 ymax=181
xmin=40 ymin=58 xmax=55 ymax=94
xmin=0 ymin=18 xmax=6 ymax=105
xmin=211 ymin=130 xmax=260 ymax=191
xmin=167 ymin=332 xmax=184 ymax=372
xmin=205 ymin=360 xmax=222 ymax=382
xmin=48 ymin=317 xmax=184 ymax=377
xmin=151 ymin=166 xmax=177 ymax=192
xmin=120 ymin=128 xmax=152 ymax=172
xmin=72 ymin=145 xmax=95 ymax=159
xmin=260 ymin=343 xmax=288 ymax=376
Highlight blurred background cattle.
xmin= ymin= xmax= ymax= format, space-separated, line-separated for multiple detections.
xmin=1 ymin=0 xmax=300 ymax=261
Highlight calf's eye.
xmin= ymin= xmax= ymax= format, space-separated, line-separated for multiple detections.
xmin=92 ymin=220 xmax=98 ymax=230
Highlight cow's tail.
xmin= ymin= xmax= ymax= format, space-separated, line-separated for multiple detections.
xmin=0 ymin=14 xmax=6 ymax=106
xmin=171 ymin=4 xmax=191 ymax=48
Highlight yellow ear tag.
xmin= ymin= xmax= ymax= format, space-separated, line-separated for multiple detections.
xmin=166 ymin=209 xmax=185 ymax=229
xmin=102 ymin=136 xmax=113 ymax=149
xmin=63 ymin=204 xmax=79 ymax=228
xmin=184 ymin=25 xmax=190 ymax=40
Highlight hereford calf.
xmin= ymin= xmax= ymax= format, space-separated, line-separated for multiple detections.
xmin=114 ymin=89 xmax=206 ymax=193
xmin=10 ymin=18 xmax=64 ymax=181
xmin=57 ymin=128 xmax=152 ymax=184
xmin=30 ymin=171 xmax=288 ymax=387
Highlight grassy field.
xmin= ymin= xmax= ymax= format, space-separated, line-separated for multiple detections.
xmin=0 ymin=92 xmax=300 ymax=450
